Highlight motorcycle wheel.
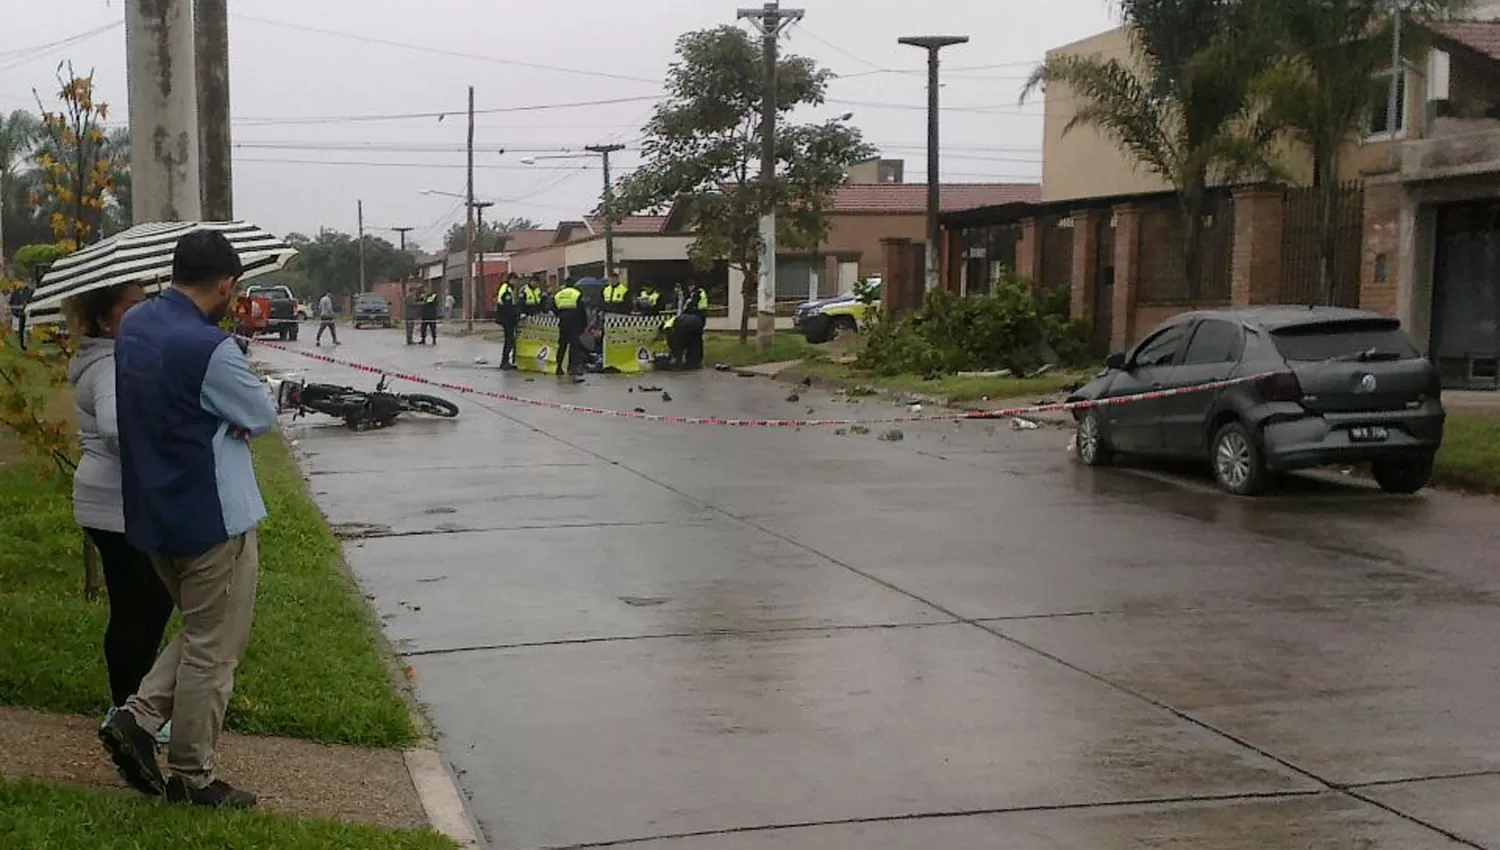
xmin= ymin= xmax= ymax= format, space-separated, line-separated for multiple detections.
xmin=403 ymin=395 xmax=460 ymax=418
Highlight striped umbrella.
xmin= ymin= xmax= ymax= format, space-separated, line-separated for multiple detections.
xmin=26 ymin=220 xmax=296 ymax=323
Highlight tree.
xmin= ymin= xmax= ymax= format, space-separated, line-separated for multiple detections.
xmin=31 ymin=65 xmax=114 ymax=251
xmin=1024 ymin=0 xmax=1281 ymax=296
xmin=285 ymin=229 xmax=416 ymax=296
xmin=0 ymin=109 xmax=40 ymax=267
xmin=1255 ymin=0 xmax=1468 ymax=304
xmin=101 ymin=126 xmax=131 ymax=236
xmin=442 ymin=216 xmax=541 ymax=253
xmin=614 ymin=26 xmax=874 ymax=344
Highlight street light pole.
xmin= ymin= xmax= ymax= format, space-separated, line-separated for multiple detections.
xmin=739 ymin=1 xmax=804 ymax=352
xmin=900 ymin=35 xmax=968 ymax=294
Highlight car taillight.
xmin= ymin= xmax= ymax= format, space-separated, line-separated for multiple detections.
xmin=1255 ymin=371 xmax=1303 ymax=403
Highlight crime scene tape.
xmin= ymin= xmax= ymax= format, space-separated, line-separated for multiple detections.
xmin=248 ymin=338 xmax=1277 ymax=429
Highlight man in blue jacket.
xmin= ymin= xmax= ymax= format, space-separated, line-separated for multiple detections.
xmin=100 ymin=230 xmax=277 ymax=810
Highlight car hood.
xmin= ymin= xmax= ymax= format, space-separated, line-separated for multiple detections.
xmin=1067 ymin=370 xmax=1120 ymax=402
xmin=798 ymin=295 xmax=859 ymax=311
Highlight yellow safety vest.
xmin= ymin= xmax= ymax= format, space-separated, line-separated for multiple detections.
xmin=692 ymin=288 xmax=709 ymax=310
xmin=423 ymin=293 xmax=439 ymax=305
xmin=644 ymin=290 xmax=661 ymax=307
xmin=496 ymin=284 xmax=514 ymax=306
xmin=604 ymin=283 xmax=628 ymax=304
xmin=523 ymin=286 xmax=541 ymax=306
xmin=663 ymin=315 xmax=676 ymax=331
xmin=554 ymin=287 xmax=582 ymax=310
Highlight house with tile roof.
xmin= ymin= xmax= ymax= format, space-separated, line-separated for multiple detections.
xmin=939 ymin=11 xmax=1500 ymax=387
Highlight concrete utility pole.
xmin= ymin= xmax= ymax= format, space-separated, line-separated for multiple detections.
xmin=899 ymin=35 xmax=968 ymax=293
xmin=126 ymin=0 xmax=202 ymax=223
xmin=738 ymin=1 xmax=803 ymax=352
xmin=194 ymin=0 xmax=232 ymax=220
xmin=390 ymin=225 xmax=414 ymax=304
xmin=464 ymin=85 xmax=476 ymax=333
xmin=357 ymin=199 xmax=366 ymax=293
xmin=586 ymin=143 xmax=626 ymax=277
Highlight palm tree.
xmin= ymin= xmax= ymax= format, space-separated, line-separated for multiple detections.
xmin=1024 ymin=0 xmax=1282 ymax=296
xmin=0 ymin=109 xmax=40 ymax=267
xmin=1256 ymin=0 xmax=1471 ymax=304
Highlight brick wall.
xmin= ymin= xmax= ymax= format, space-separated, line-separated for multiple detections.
xmin=1361 ymin=182 xmax=1402 ymax=317
xmin=1230 ymin=188 xmax=1284 ymax=307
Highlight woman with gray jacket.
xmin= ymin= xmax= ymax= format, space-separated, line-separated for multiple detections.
xmin=67 ymin=283 xmax=174 ymax=715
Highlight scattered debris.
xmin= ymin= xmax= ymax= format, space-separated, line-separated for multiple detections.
xmin=634 ymin=407 xmax=647 ymax=413
xmin=638 ymin=385 xmax=663 ymax=392
xmin=878 ymin=429 xmax=905 ymax=442
xmin=416 ymin=576 xmax=448 ymax=585
xmin=909 ymin=403 xmax=923 ymax=413
xmin=1066 ymin=434 xmax=1078 ymax=455
xmin=849 ymin=424 xmax=871 ymax=435
xmin=628 ymin=387 xmax=634 ymax=393
xmin=571 ymin=377 xmax=586 ymax=384
xmin=807 ymin=408 xmax=816 ymax=415
xmin=957 ymin=369 xmax=1011 ymax=379
xmin=524 ymin=378 xmax=536 ymax=383
xmin=1030 ymin=364 xmax=1054 ymax=378
xmin=715 ymin=363 xmax=731 ymax=371
xmin=1011 ymin=417 xmax=1042 ymax=431
xmin=799 ymin=377 xmax=813 ymax=387
xmin=834 ymin=428 xmax=848 ymax=436
xmin=618 ymin=595 xmax=671 ymax=607
xmin=423 ymin=506 xmax=457 ymax=516
xmin=786 ymin=392 xmax=800 ymax=403
xmin=661 ymin=391 xmax=673 ymax=402
xmin=846 ymin=386 xmax=877 ymax=398
xmin=473 ymin=357 xmax=489 ymax=365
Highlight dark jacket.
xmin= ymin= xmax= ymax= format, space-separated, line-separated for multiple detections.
xmin=420 ymin=292 xmax=440 ymax=321
xmin=115 ymin=289 xmax=278 ymax=557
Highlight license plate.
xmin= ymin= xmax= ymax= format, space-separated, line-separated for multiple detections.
xmin=1349 ymin=426 xmax=1390 ymax=443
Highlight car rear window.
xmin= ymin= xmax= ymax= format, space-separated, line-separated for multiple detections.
xmin=1270 ymin=320 xmax=1421 ymax=361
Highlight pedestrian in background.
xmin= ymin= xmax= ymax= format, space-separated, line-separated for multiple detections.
xmin=9 ymin=283 xmax=33 ymax=349
xmin=314 ymin=290 xmax=339 ymax=346
xmin=65 ymin=282 xmax=175 ymax=737
xmin=105 ymin=229 xmax=278 ymax=809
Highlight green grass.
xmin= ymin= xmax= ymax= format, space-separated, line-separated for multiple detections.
xmin=702 ymin=331 xmax=823 ymax=367
xmin=1434 ymin=415 xmax=1500 ymax=494
xmin=0 ymin=436 xmax=417 ymax=749
xmin=0 ymin=779 xmax=456 ymax=850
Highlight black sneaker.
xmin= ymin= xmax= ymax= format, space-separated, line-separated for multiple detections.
xmin=166 ymin=776 xmax=258 ymax=809
xmin=98 ymin=709 xmax=165 ymax=796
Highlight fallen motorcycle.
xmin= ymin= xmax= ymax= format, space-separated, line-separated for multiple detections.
xmin=275 ymin=375 xmax=459 ymax=430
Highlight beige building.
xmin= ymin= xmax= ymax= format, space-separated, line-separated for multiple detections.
xmin=953 ymin=14 xmax=1500 ymax=388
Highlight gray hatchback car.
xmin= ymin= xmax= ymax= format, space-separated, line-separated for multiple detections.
xmin=1070 ymin=307 xmax=1445 ymax=495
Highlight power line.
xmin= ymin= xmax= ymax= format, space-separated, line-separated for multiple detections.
xmin=790 ymin=24 xmax=890 ymax=73
xmin=232 ymin=141 xmax=642 ymax=155
xmin=828 ymin=97 xmax=1044 ymax=116
xmin=0 ymin=21 xmax=122 ymax=72
xmin=231 ymin=156 xmax=631 ymax=171
xmin=236 ymin=14 xmax=663 ymax=85
xmin=228 ymin=95 xmax=664 ymax=127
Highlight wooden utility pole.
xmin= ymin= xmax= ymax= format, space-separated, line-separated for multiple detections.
xmin=900 ymin=36 xmax=968 ymax=293
xmin=357 ymin=199 xmax=367 ymax=293
xmin=586 ymin=143 xmax=626 ymax=277
xmin=391 ymin=225 xmax=414 ymax=304
xmin=194 ymin=0 xmax=232 ymax=220
xmin=464 ymin=85 xmax=476 ymax=333
xmin=738 ymin=1 xmax=803 ymax=352
xmin=474 ymin=200 xmax=494 ymax=317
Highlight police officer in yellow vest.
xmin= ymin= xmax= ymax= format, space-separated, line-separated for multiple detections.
xmin=419 ymin=287 xmax=441 ymax=345
xmin=552 ymin=279 xmax=586 ymax=376
xmin=602 ymin=272 xmax=629 ymax=314
xmin=636 ymin=284 xmax=662 ymax=315
xmin=521 ymin=278 xmax=544 ymax=316
xmin=682 ymin=282 xmax=709 ymax=318
xmin=494 ymin=275 xmax=520 ymax=369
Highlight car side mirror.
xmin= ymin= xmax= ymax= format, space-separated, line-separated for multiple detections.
xmin=1105 ymin=352 xmax=1128 ymax=371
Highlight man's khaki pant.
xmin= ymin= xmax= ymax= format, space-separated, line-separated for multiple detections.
xmin=126 ymin=530 xmax=260 ymax=790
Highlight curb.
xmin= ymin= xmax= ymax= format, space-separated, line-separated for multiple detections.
xmin=405 ymin=748 xmax=485 ymax=847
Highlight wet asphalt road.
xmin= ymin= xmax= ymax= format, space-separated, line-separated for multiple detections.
xmin=256 ymin=329 xmax=1500 ymax=850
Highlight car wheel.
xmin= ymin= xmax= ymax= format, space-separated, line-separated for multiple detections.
xmin=1075 ymin=409 xmax=1113 ymax=466
xmin=802 ymin=316 xmax=832 ymax=344
xmin=1211 ymin=421 xmax=1269 ymax=496
xmin=1372 ymin=455 xmax=1434 ymax=494
xmin=830 ymin=316 xmax=858 ymax=338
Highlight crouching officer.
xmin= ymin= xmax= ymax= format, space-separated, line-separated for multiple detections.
xmin=494 ymin=275 xmax=520 ymax=369
xmin=661 ymin=310 xmax=705 ymax=370
xmin=552 ymin=279 xmax=586 ymax=376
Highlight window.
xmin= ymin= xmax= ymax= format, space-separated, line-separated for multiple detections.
xmin=1132 ymin=324 xmax=1190 ymax=368
xmin=1271 ymin=320 xmax=1420 ymax=362
xmin=1365 ymin=68 xmax=1407 ymax=138
xmin=1181 ymin=320 xmax=1241 ymax=365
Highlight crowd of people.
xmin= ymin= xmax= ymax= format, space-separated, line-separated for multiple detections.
xmin=64 ymin=230 xmax=276 ymax=810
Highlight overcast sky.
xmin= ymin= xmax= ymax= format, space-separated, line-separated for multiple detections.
xmin=2 ymin=0 xmax=1116 ymax=249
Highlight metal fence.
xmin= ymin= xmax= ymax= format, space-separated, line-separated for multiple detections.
xmin=1136 ymin=194 xmax=1234 ymax=305
xmin=1279 ymin=183 xmax=1364 ymax=307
